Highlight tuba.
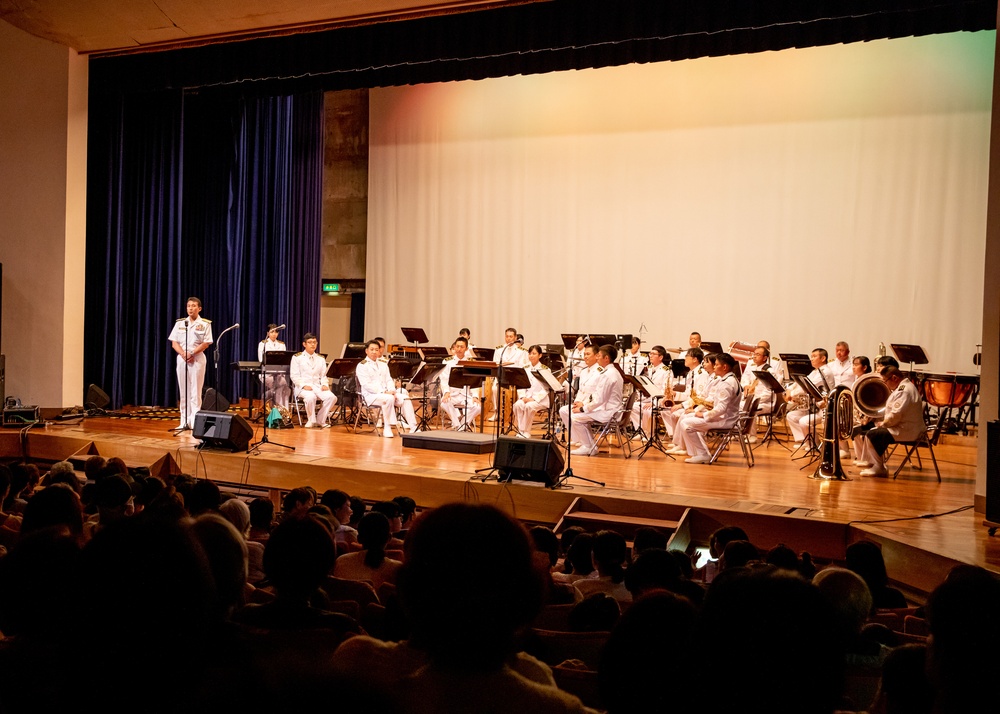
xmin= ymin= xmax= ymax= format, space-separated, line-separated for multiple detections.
xmin=853 ymin=372 xmax=890 ymax=421
xmin=812 ymin=374 xmax=890 ymax=480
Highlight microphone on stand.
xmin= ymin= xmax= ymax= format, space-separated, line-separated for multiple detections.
xmin=275 ymin=323 xmax=286 ymax=331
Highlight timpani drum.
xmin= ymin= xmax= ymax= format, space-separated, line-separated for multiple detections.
xmin=921 ymin=373 xmax=978 ymax=408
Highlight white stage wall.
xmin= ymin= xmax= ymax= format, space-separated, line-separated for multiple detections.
xmin=367 ymin=32 xmax=994 ymax=374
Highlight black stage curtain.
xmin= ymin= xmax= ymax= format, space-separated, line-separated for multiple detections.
xmin=84 ymin=90 xmax=324 ymax=409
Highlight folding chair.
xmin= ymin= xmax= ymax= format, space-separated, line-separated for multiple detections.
xmin=708 ymin=397 xmax=759 ymax=467
xmin=351 ymin=388 xmax=400 ymax=436
xmin=590 ymin=391 xmax=639 ymax=459
xmin=889 ymin=419 xmax=941 ymax=482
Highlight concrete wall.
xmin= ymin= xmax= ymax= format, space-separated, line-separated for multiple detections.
xmin=0 ymin=19 xmax=87 ymax=408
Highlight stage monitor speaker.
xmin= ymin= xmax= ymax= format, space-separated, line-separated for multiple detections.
xmin=494 ymin=436 xmax=563 ymax=488
xmin=201 ymin=388 xmax=230 ymax=413
xmin=986 ymin=420 xmax=1000 ymax=525
xmin=193 ymin=411 xmax=252 ymax=452
xmin=85 ymin=383 xmax=111 ymax=410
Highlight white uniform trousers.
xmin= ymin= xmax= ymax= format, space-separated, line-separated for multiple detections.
xmin=682 ymin=416 xmax=738 ymax=460
xmin=513 ymin=398 xmax=547 ymax=436
xmin=176 ymin=353 xmax=207 ymax=428
xmin=442 ymin=393 xmax=481 ymax=430
xmin=296 ymin=386 xmax=336 ymax=426
xmin=559 ymin=406 xmax=602 ymax=450
xmin=787 ymin=408 xmax=822 ymax=443
xmin=366 ymin=390 xmax=417 ymax=432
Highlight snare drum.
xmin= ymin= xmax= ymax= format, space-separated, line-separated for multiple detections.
xmin=921 ymin=373 xmax=978 ymax=408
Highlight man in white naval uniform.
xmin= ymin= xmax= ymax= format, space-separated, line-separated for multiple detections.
xmin=559 ymin=343 xmax=599 ymax=439
xmin=663 ymin=348 xmax=709 ymax=442
xmin=858 ymin=366 xmax=926 ymax=477
xmin=258 ymin=324 xmax=290 ymax=410
xmin=620 ymin=337 xmax=648 ymax=377
xmin=565 ymin=344 xmax=624 ymax=456
xmin=488 ymin=327 xmax=528 ymax=421
xmin=168 ymin=297 xmax=214 ymax=430
xmin=741 ymin=346 xmax=778 ymax=441
xmin=512 ymin=345 xmax=552 ymax=437
xmin=830 ymin=341 xmax=856 ymax=388
xmin=680 ymin=353 xmax=743 ymax=464
xmin=438 ymin=337 xmax=482 ymax=430
xmin=356 ymin=339 xmax=418 ymax=437
xmin=290 ymin=333 xmax=336 ymax=428
xmin=785 ymin=348 xmax=836 ymax=445
xmin=633 ymin=345 xmax=672 ymax=433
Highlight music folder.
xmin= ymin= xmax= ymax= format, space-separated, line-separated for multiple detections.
xmin=753 ymin=369 xmax=785 ymax=395
xmin=327 ymin=357 xmax=361 ymax=379
xmin=499 ymin=366 xmax=531 ymax=390
xmin=636 ymin=374 xmax=659 ymax=397
xmin=262 ymin=350 xmax=294 ymax=373
xmin=535 ymin=368 xmax=565 ymax=393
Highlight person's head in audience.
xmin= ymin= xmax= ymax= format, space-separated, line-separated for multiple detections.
xmin=566 ymin=532 xmax=595 ymax=577
xmin=43 ymin=461 xmax=74 ymax=483
xmin=249 ymin=497 xmax=275 ymax=534
xmin=263 ymin=515 xmax=337 ymax=603
xmin=599 ymin=591 xmax=698 ymax=713
xmin=218 ymin=497 xmax=251 ymax=537
xmin=528 ymin=525 xmax=560 ymax=569
xmin=358 ymin=511 xmax=393 ymax=568
xmin=869 ymin=643 xmax=933 ymax=714
xmin=190 ymin=513 xmax=248 ymax=619
xmin=281 ymin=487 xmax=314 ymax=520
xmin=925 ymin=565 xmax=1000 ymax=714
xmin=134 ymin=474 xmax=165 ymax=513
xmin=396 ymin=502 xmax=545 ymax=672
xmin=632 ymin=526 xmax=668 ymax=558
xmin=392 ymin=495 xmax=417 ymax=531
xmin=20 ymin=484 xmax=84 ymax=539
xmin=320 ymin=489 xmax=352 ymax=526
xmin=103 ymin=456 xmax=130 ymax=480
xmin=558 ymin=525 xmax=585 ymax=571
xmin=813 ymin=567 xmax=873 ymax=640
xmin=568 ymin=592 xmax=620 ymax=632
xmin=93 ymin=474 xmax=135 ymax=527
xmin=694 ymin=568 xmax=844 ymax=714
xmin=625 ymin=547 xmax=681 ymax=599
xmin=6 ymin=462 xmax=40 ymax=510
xmin=84 ymin=455 xmax=107 ymax=482
xmin=348 ymin=496 xmax=366 ymax=527
xmin=708 ymin=525 xmax=749 ymax=560
xmin=141 ymin=485 xmax=189 ymax=524
xmin=719 ymin=539 xmax=760 ymax=571
xmin=592 ymin=530 xmax=628 ymax=583
xmin=309 ymin=503 xmax=338 ymax=532
xmin=370 ymin=500 xmax=402 ymax=535
xmin=766 ymin=543 xmax=803 ymax=575
xmin=845 ymin=540 xmax=890 ymax=591
xmin=668 ymin=548 xmax=695 ymax=580
xmin=42 ymin=466 xmax=81 ymax=495
xmin=187 ymin=479 xmax=221 ymax=516
xmin=171 ymin=473 xmax=197 ymax=507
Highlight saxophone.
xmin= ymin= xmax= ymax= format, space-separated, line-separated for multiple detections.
xmin=690 ymin=386 xmax=714 ymax=410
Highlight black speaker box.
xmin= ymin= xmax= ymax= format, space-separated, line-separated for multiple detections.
xmin=201 ymin=388 xmax=230 ymax=413
xmin=494 ymin=436 xmax=564 ymax=488
xmin=193 ymin=411 xmax=253 ymax=452
xmin=986 ymin=420 xmax=1000 ymax=524
xmin=85 ymin=383 xmax=111 ymax=410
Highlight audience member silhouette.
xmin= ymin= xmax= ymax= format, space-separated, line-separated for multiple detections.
xmin=845 ymin=540 xmax=907 ymax=610
xmin=333 ymin=511 xmax=402 ymax=589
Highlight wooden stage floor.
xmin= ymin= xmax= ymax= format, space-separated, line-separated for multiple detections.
xmin=5 ymin=409 xmax=997 ymax=596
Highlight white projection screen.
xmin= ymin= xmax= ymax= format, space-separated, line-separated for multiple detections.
xmin=366 ymin=32 xmax=994 ymax=373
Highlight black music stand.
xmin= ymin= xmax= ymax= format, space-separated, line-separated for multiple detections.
xmin=890 ymin=343 xmax=929 ymax=375
xmin=340 ymin=343 xmax=368 ymax=359
xmin=590 ymin=334 xmax=617 ymax=348
xmin=261 ymin=350 xmax=294 ymax=420
xmin=401 ymin=327 xmax=429 ymax=351
xmin=752 ymin=369 xmax=789 ymax=450
xmin=533 ymin=368 xmax=565 ymax=439
xmin=447 ymin=367 xmax=486 ymax=433
xmin=634 ymin=375 xmax=675 ymax=461
xmin=789 ymin=373 xmax=824 ymax=465
xmin=499 ymin=367 xmax=532 ymax=435
xmin=408 ymin=361 xmax=446 ymax=431
xmin=620 ymin=371 xmax=646 ymax=440
xmin=327 ymin=358 xmax=362 ymax=423
xmin=250 ymin=350 xmax=296 ymax=453
xmin=699 ymin=341 xmax=724 ymax=355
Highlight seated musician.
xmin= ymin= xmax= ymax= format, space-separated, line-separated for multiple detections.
xmin=620 ymin=337 xmax=648 ymax=377
xmin=561 ymin=344 xmax=623 ymax=457
xmin=858 ymin=366 xmax=926 ymax=477
xmin=633 ymin=345 xmax=672 ymax=434
xmin=488 ymin=328 xmax=526 ymax=421
xmin=741 ymin=345 xmax=777 ymax=441
xmin=785 ymin=348 xmax=836 ymax=446
xmin=356 ymin=339 xmax=419 ymax=437
xmin=679 ymin=332 xmax=702 ymax=359
xmin=849 ymin=356 xmax=875 ymax=465
xmin=831 ymin=341 xmax=856 ymax=387
xmin=560 ymin=343 xmax=600 ymax=429
xmin=459 ymin=327 xmax=477 ymax=358
xmin=662 ymin=348 xmax=708 ymax=443
xmin=373 ymin=336 xmax=390 ymax=362
xmin=667 ymin=353 xmax=718 ymax=456
xmin=512 ymin=345 xmax=551 ymax=438
xmin=438 ymin=337 xmax=482 ymax=431
xmin=875 ymin=355 xmax=900 ymax=374
xmin=568 ymin=335 xmax=588 ymax=370
xmin=258 ymin=324 xmax=290 ymax=410
xmin=290 ymin=333 xmax=336 ymax=428
xmin=679 ymin=353 xmax=743 ymax=464
xmin=758 ymin=339 xmax=786 ymax=381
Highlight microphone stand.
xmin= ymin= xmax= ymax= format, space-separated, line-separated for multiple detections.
xmin=171 ymin=319 xmax=191 ymax=435
xmin=551 ymin=336 xmax=605 ymax=489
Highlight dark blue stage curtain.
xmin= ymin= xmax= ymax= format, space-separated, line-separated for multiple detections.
xmin=84 ymin=89 xmax=324 ymax=409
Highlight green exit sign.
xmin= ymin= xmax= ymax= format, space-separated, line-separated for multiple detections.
xmin=322 ymin=282 xmax=341 ymax=294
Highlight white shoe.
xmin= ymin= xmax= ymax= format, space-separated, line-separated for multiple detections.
xmin=839 ymin=449 xmax=851 ymax=459
xmin=383 ymin=429 xmax=395 ymax=438
xmin=853 ymin=460 xmax=873 ymax=467
xmin=487 ymin=414 xmax=497 ymax=422
xmin=407 ymin=424 xmax=418 ymax=434
xmin=571 ymin=445 xmax=597 ymax=456
xmin=321 ymin=423 xmax=332 ymax=429
xmin=685 ymin=455 xmax=710 ymax=464
xmin=304 ymin=420 xmax=317 ymax=428
xmin=747 ymin=436 xmax=758 ymax=444
xmin=860 ymin=467 xmax=888 ymax=478
xmin=666 ymin=447 xmax=686 ymax=455
xmin=517 ymin=432 xmax=530 ymax=439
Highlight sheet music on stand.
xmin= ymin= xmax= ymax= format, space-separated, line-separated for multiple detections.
xmin=262 ymin=350 xmax=294 ymax=373
xmin=401 ymin=327 xmax=429 ymax=345
xmin=699 ymin=341 xmax=725 ymax=355
xmin=340 ymin=343 xmax=368 ymax=359
xmin=388 ymin=357 xmax=417 ymax=381
xmin=751 ymin=369 xmax=787 ymax=449
xmin=408 ymin=360 xmax=447 ymax=431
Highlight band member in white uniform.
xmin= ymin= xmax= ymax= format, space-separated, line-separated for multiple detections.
xmin=757 ymin=340 xmax=786 ymax=381
xmin=848 ymin=356 xmax=877 ymax=464
xmin=488 ymin=327 xmax=524 ymax=421
xmin=258 ymin=324 xmax=290 ymax=410
xmin=680 ymin=353 xmax=743 ymax=464
xmin=356 ymin=339 xmax=417 ymax=437
xmin=438 ymin=337 xmax=482 ymax=430
xmin=564 ymin=344 xmax=624 ymax=456
xmin=678 ymin=332 xmax=702 ymax=360
xmin=290 ymin=333 xmax=336 ymax=428
xmin=830 ymin=341 xmax=856 ymax=388
xmin=512 ymin=345 xmax=552 ymax=437
xmin=633 ymin=346 xmax=672 ymax=433
xmin=620 ymin=337 xmax=648 ymax=377
xmin=668 ymin=354 xmax=720 ymax=455
xmin=459 ymin=328 xmax=477 ymax=359
xmin=562 ymin=343 xmax=599 ymax=416
xmin=168 ymin=297 xmax=214 ymax=430
xmin=741 ymin=346 xmax=777 ymax=440
xmin=785 ymin=348 xmax=836 ymax=445
xmin=858 ymin=366 xmax=926 ymax=477
xmin=663 ymin=348 xmax=708 ymax=442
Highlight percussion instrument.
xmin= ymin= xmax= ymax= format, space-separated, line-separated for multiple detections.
xmin=921 ymin=373 xmax=978 ymax=408
xmin=728 ymin=341 xmax=757 ymax=365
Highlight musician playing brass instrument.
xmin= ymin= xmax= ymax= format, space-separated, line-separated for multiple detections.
xmin=785 ymin=348 xmax=836 ymax=446
xmin=741 ymin=345 xmax=776 ymax=442
xmin=858 ymin=366 xmax=926 ymax=477
xmin=663 ymin=348 xmax=709 ymax=445
xmin=666 ymin=353 xmax=719 ymax=457
xmin=632 ymin=346 xmax=673 ymax=434
xmin=848 ymin=356 xmax=876 ymax=465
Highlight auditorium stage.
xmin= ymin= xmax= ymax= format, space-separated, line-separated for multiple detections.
xmin=2 ymin=408 xmax=996 ymax=597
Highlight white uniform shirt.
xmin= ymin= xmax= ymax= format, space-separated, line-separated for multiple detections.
xmin=581 ymin=365 xmax=624 ymax=422
xmin=742 ymin=362 xmax=777 ymax=405
xmin=493 ymin=343 xmax=524 ymax=366
xmin=646 ymin=363 xmax=672 ymax=396
xmin=258 ymin=338 xmax=285 ymax=363
xmin=830 ymin=357 xmax=856 ymax=388
xmin=701 ymin=373 xmax=742 ymax=425
xmin=439 ymin=356 xmax=482 ymax=398
xmin=880 ymin=378 xmax=926 ymax=441
xmin=168 ymin=316 xmax=214 ymax=353
xmin=620 ymin=350 xmax=649 ymax=377
xmin=520 ymin=363 xmax=551 ymax=403
xmin=356 ymin=357 xmax=394 ymax=399
xmin=290 ymin=351 xmax=329 ymax=390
